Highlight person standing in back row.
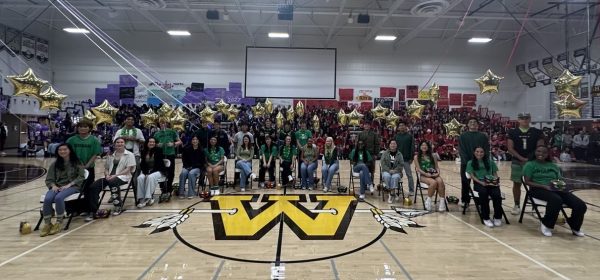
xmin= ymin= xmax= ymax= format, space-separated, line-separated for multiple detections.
xmin=507 ymin=113 xmax=544 ymax=215
xmin=394 ymin=121 xmax=415 ymax=196
xmin=458 ymin=117 xmax=489 ymax=209
xmin=358 ymin=121 xmax=380 ymax=186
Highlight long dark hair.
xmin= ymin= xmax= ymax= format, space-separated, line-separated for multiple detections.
xmin=352 ymin=140 xmax=368 ymax=163
xmin=472 ymin=146 xmax=490 ymax=171
xmin=241 ymin=135 xmax=252 ymax=150
xmin=55 ymin=143 xmax=81 ymax=170
xmin=142 ymin=137 xmax=159 ymax=158
xmin=417 ymin=141 xmax=434 ymax=165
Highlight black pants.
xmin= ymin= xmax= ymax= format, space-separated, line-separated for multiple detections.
xmin=281 ymin=160 xmax=293 ymax=185
xmin=162 ymin=155 xmax=176 ymax=194
xmin=0 ymin=137 xmax=5 ymax=151
xmin=573 ymin=147 xmax=587 ymax=161
xmin=259 ymin=160 xmax=276 ymax=182
xmin=78 ymin=167 xmax=96 ymax=212
xmin=530 ymin=188 xmax=587 ymax=230
xmin=474 ymin=184 xmax=503 ymax=220
xmin=88 ymin=177 xmax=126 ymax=212
xmin=460 ymin=164 xmax=471 ymax=204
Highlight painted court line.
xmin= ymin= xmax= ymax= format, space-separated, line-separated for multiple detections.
xmin=448 ymin=213 xmax=571 ymax=280
xmin=0 ymin=220 xmax=95 ymax=268
xmin=379 ymin=239 xmax=413 ymax=280
xmin=137 ymin=240 xmax=178 ymax=280
xmin=211 ymin=260 xmax=225 ymax=280
xmin=330 ymin=259 xmax=340 ymax=280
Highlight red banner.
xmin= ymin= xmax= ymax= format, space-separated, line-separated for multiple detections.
xmin=462 ymin=94 xmax=477 ymax=107
xmin=339 ymin=88 xmax=354 ymax=101
xmin=437 ymin=99 xmax=449 ymax=108
xmin=439 ymin=86 xmax=449 ymax=99
xmin=398 ymin=89 xmax=405 ymax=101
xmin=360 ymin=102 xmax=373 ymax=110
xmin=380 ymin=87 xmax=396 ymax=98
xmin=449 ymin=93 xmax=462 ymax=105
xmin=406 ymin=85 xmax=419 ymax=99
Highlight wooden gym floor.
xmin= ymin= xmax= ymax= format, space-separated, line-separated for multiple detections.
xmin=0 ymin=156 xmax=598 ymax=280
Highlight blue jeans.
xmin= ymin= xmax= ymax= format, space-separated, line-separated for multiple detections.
xmin=301 ymin=161 xmax=318 ymax=188
xmin=236 ymin=160 xmax=252 ymax=189
xmin=321 ymin=161 xmax=339 ymax=188
xmin=353 ymin=163 xmax=372 ymax=195
xmin=382 ymin=171 xmax=401 ymax=190
xmin=43 ymin=188 xmax=80 ymax=217
xmin=178 ymin=168 xmax=200 ymax=197
xmin=402 ymin=161 xmax=414 ymax=192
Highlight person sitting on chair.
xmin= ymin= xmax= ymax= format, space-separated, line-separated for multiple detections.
xmin=259 ymin=136 xmax=277 ymax=188
xmin=300 ymin=137 xmax=319 ymax=190
xmin=414 ymin=141 xmax=446 ymax=211
xmin=87 ymin=137 xmax=136 ymax=220
xmin=236 ymin=135 xmax=256 ymax=192
xmin=381 ymin=140 xmax=404 ymax=204
xmin=523 ymin=145 xmax=587 ymax=237
xmin=466 ymin=147 xmax=503 ymax=228
xmin=321 ymin=137 xmax=339 ymax=193
xmin=349 ymin=139 xmax=373 ymax=201
xmin=279 ymin=135 xmax=297 ymax=188
xmin=178 ymin=136 xmax=206 ymax=198
xmin=40 ymin=143 xmax=85 ymax=237
xmin=136 ymin=137 xmax=167 ymax=208
xmin=205 ymin=136 xmax=225 ymax=196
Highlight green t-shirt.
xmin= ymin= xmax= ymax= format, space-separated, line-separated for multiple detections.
xmin=523 ymin=160 xmax=561 ymax=186
xmin=349 ymin=149 xmax=372 ymax=164
xmin=153 ymin=129 xmax=178 ymax=155
xmin=418 ymin=155 xmax=435 ymax=171
xmin=279 ymin=145 xmax=297 ymax=161
xmin=261 ymin=144 xmax=278 ymax=160
xmin=66 ymin=135 xmax=102 ymax=167
xmin=205 ymin=146 xmax=225 ymax=165
xmin=466 ymin=159 xmax=498 ymax=180
xmin=295 ymin=129 xmax=312 ymax=146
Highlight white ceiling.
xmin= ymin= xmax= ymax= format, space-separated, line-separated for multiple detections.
xmin=0 ymin=0 xmax=597 ymax=47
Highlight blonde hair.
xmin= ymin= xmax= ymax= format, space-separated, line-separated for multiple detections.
xmin=325 ymin=137 xmax=335 ymax=154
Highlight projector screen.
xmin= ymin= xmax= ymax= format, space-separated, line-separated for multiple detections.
xmin=245 ymin=47 xmax=336 ymax=99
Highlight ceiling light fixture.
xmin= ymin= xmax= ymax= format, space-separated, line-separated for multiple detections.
xmin=63 ymin=27 xmax=90 ymax=34
xmin=167 ymin=30 xmax=191 ymax=36
xmin=268 ymin=32 xmax=289 ymax=38
xmin=375 ymin=35 xmax=397 ymax=41
xmin=468 ymin=37 xmax=492 ymax=43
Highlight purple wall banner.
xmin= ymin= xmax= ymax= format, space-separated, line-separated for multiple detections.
xmin=119 ymin=75 xmax=138 ymax=87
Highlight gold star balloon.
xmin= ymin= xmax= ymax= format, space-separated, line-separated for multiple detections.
xmin=475 ymin=69 xmax=504 ymax=94
xmin=200 ymin=106 xmax=216 ymax=124
xmin=286 ymin=106 xmax=295 ymax=121
xmin=38 ymin=86 xmax=67 ymax=110
xmin=157 ymin=103 xmax=174 ymax=118
xmin=226 ymin=106 xmax=240 ymax=121
xmin=371 ymin=104 xmax=389 ymax=120
xmin=7 ymin=68 xmax=48 ymax=97
xmin=215 ymin=99 xmax=229 ymax=114
xmin=174 ymin=106 xmax=186 ymax=116
xmin=407 ymin=100 xmax=425 ymax=119
xmin=312 ymin=114 xmax=320 ymax=131
xmin=337 ymin=109 xmax=348 ymax=126
xmin=444 ymin=118 xmax=464 ymax=137
xmin=385 ymin=111 xmax=400 ymax=129
xmin=427 ymin=82 xmax=440 ymax=102
xmin=170 ymin=110 xmax=187 ymax=131
xmin=264 ymin=98 xmax=273 ymax=114
xmin=554 ymin=70 xmax=582 ymax=98
xmin=252 ymin=103 xmax=265 ymax=117
xmin=140 ymin=108 xmax=159 ymax=129
xmin=295 ymin=101 xmax=305 ymax=117
xmin=90 ymin=100 xmax=118 ymax=126
xmin=347 ymin=109 xmax=364 ymax=127
xmin=82 ymin=110 xmax=97 ymax=127
xmin=276 ymin=111 xmax=285 ymax=129
xmin=554 ymin=94 xmax=586 ymax=118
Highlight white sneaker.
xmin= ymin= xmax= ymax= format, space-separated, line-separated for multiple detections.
xmin=408 ymin=191 xmax=415 ymax=197
xmin=483 ymin=219 xmax=494 ymax=228
xmin=210 ymin=190 xmax=215 ymax=196
xmin=493 ymin=219 xmax=503 ymax=227
xmin=214 ymin=189 xmax=220 ymax=196
xmin=250 ymin=173 xmax=257 ymax=180
xmin=369 ymin=184 xmax=375 ymax=194
xmin=358 ymin=194 xmax=365 ymax=201
xmin=387 ymin=194 xmax=393 ymax=204
xmin=84 ymin=215 xmax=94 ymax=222
xmin=137 ymin=202 xmax=146 ymax=208
xmin=511 ymin=205 xmax=521 ymax=215
xmin=259 ymin=182 xmax=265 ymax=188
xmin=288 ymin=175 xmax=293 ymax=181
xmin=425 ymin=197 xmax=432 ymax=211
xmin=438 ymin=199 xmax=446 ymax=212
xmin=572 ymin=230 xmax=585 ymax=237
xmin=240 ymin=188 xmax=246 ymax=192
xmin=147 ymin=199 xmax=155 ymax=206
xmin=323 ymin=187 xmax=329 ymax=193
xmin=540 ymin=223 xmax=553 ymax=237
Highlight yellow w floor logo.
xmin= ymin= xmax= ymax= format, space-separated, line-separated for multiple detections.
xmin=210 ymin=194 xmax=357 ymax=240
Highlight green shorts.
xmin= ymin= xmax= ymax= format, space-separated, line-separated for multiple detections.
xmin=510 ymin=163 xmax=523 ymax=182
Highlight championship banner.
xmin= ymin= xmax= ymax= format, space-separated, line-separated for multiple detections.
xmin=5 ymin=27 xmax=20 ymax=56
xmin=36 ymin=38 xmax=49 ymax=63
xmin=449 ymin=93 xmax=462 ymax=106
xmin=437 ymin=99 xmax=449 ymax=108
xmin=339 ymin=88 xmax=353 ymax=101
xmin=398 ymin=89 xmax=405 ymax=101
xmin=21 ymin=33 xmax=36 ymax=60
xmin=0 ymin=25 xmax=5 ymax=52
xmin=406 ymin=85 xmax=418 ymax=99
xmin=360 ymin=102 xmax=373 ymax=110
xmin=439 ymin=86 xmax=449 ymax=99
xmin=462 ymin=94 xmax=477 ymax=107
xmin=374 ymin=97 xmax=393 ymax=109
xmin=380 ymin=87 xmax=396 ymax=98
xmin=356 ymin=89 xmax=373 ymax=101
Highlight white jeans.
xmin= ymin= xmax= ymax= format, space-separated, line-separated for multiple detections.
xmin=137 ymin=171 xmax=163 ymax=199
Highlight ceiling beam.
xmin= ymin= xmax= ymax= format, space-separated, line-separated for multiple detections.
xmin=233 ymin=0 xmax=255 ymax=45
xmin=177 ymin=0 xmax=219 ymax=45
xmin=442 ymin=18 xmax=488 ymax=43
xmin=359 ymin=0 xmax=405 ymax=48
xmin=324 ymin=0 xmax=347 ymax=47
xmin=394 ymin=0 xmax=463 ymax=48
xmin=129 ymin=5 xmax=168 ymax=32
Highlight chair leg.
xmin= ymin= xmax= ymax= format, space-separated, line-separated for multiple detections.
xmin=34 ymin=209 xmax=43 ymax=231
xmin=519 ymin=192 xmax=531 ymax=223
xmin=502 ymin=208 xmax=510 ymax=224
xmin=64 ymin=213 xmax=74 ymax=230
xmin=121 ymin=181 xmax=133 ymax=210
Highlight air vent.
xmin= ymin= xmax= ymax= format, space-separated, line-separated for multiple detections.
xmin=410 ymin=0 xmax=449 ymax=16
xmin=131 ymin=0 xmax=166 ymax=9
